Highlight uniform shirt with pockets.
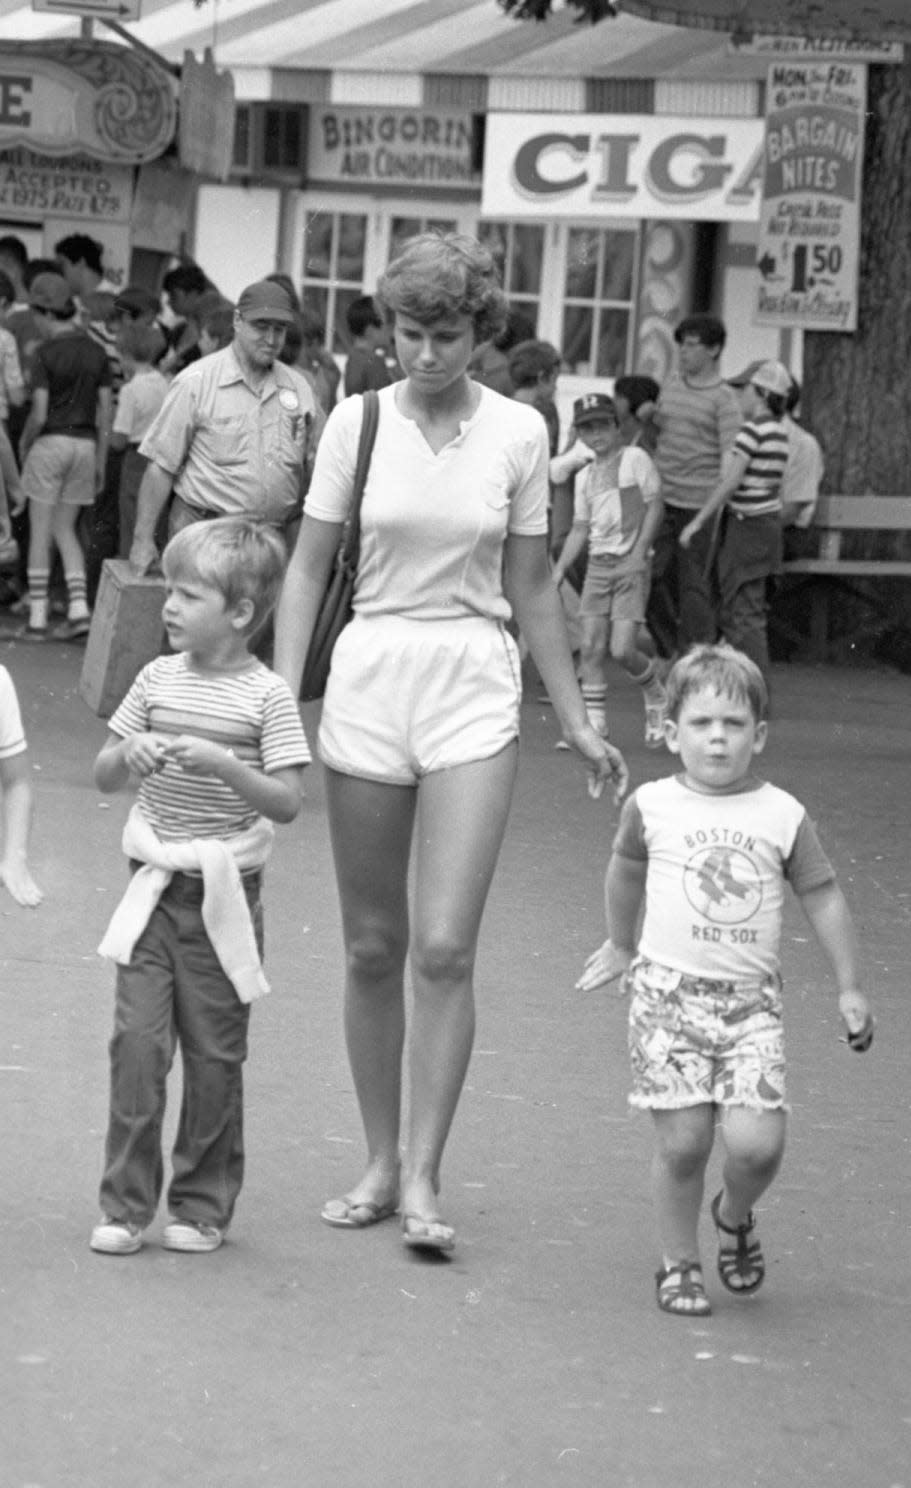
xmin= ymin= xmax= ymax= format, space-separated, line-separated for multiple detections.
xmin=140 ymin=345 xmax=321 ymax=524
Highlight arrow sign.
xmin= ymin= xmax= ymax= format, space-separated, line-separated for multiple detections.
xmin=33 ymin=0 xmax=142 ymax=19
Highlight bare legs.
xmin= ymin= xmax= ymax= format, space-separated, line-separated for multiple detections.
xmin=652 ymin=1104 xmax=786 ymax=1310
xmin=324 ymin=744 xmax=518 ymax=1241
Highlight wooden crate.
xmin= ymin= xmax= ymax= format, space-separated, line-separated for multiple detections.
xmin=79 ymin=559 xmax=166 ymax=718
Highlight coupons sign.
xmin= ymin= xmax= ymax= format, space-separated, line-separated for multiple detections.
xmin=754 ymin=62 xmax=866 ymax=332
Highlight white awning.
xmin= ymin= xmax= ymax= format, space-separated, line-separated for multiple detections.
xmin=0 ymin=0 xmax=773 ymax=78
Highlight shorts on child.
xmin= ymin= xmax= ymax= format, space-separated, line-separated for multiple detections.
xmin=319 ymin=614 xmax=521 ymax=785
xmin=579 ymin=555 xmax=647 ymax=623
xmin=21 ymin=434 xmax=96 ymax=507
xmin=627 ymin=956 xmax=787 ymax=1111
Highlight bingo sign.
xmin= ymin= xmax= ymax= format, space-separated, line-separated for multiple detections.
xmin=754 ymin=62 xmax=867 ymax=332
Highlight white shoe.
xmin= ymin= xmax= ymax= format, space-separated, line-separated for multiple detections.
xmin=90 ymin=1215 xmax=144 ymax=1255
xmin=644 ymin=697 xmax=667 ymax=749
xmin=162 ymin=1218 xmax=224 ymax=1253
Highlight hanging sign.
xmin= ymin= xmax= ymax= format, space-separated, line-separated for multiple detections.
xmin=0 ymin=40 xmax=175 ymax=164
xmin=482 ymin=114 xmax=764 ymax=221
xmin=754 ymin=62 xmax=866 ymax=332
xmin=309 ymin=107 xmax=479 ymax=190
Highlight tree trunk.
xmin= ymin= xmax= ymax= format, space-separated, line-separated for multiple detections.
xmin=802 ymin=58 xmax=911 ymax=499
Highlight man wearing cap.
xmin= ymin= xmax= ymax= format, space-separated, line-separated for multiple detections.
xmin=129 ymin=279 xmax=323 ymax=573
xmin=679 ymin=359 xmax=791 ymax=676
xmin=14 ymin=271 xmax=112 ymax=639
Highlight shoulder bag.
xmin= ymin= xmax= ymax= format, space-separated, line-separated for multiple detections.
xmin=299 ymin=389 xmax=380 ymax=702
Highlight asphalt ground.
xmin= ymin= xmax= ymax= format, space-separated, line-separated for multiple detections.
xmin=0 ymin=633 xmax=908 ymax=1488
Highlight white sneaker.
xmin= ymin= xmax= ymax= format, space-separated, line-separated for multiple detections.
xmin=644 ymin=696 xmax=667 ymax=749
xmin=90 ymin=1215 xmax=144 ymax=1255
xmin=162 ymin=1218 xmax=224 ymax=1253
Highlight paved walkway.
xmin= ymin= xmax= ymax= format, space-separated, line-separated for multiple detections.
xmin=1 ymin=635 xmax=908 ymax=1488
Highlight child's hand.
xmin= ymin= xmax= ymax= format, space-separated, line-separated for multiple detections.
xmin=122 ymin=731 xmax=171 ymax=778
xmin=162 ymin=734 xmax=234 ymax=776
xmin=839 ymin=991 xmax=874 ymax=1052
xmin=576 ymin=938 xmax=633 ymax=993
xmin=0 ymin=857 xmax=43 ymax=907
xmin=678 ymin=520 xmax=699 ymax=550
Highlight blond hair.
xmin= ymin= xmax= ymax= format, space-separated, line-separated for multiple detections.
xmin=162 ymin=517 xmax=287 ymax=636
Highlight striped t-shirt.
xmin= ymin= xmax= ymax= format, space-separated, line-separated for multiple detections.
xmin=729 ymin=416 xmax=789 ymax=517
xmin=109 ymin=653 xmax=311 ymax=842
xmin=654 ymin=375 xmax=742 ymax=511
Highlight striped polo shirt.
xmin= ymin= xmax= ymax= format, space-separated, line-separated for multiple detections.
xmin=729 ymin=416 xmax=789 ymax=517
xmin=109 ymin=653 xmax=311 ymax=842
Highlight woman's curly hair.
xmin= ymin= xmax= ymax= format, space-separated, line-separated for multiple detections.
xmin=376 ymin=232 xmax=508 ymax=345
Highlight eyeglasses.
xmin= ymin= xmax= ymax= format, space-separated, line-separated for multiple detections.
xmin=240 ymin=317 xmax=288 ymax=339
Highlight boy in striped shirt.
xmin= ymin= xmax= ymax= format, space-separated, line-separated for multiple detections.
xmin=679 ymin=361 xmax=790 ymax=677
xmin=90 ymin=518 xmax=310 ymax=1257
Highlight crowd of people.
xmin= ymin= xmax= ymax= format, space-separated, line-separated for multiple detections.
xmin=0 ymin=228 xmax=872 ymax=1316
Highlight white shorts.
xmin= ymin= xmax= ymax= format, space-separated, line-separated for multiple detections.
xmin=319 ymin=614 xmax=522 ymax=785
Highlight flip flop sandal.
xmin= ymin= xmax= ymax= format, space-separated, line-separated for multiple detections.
xmin=711 ymin=1191 xmax=765 ymax=1294
xmin=655 ymin=1261 xmax=712 ymax=1316
xmin=320 ymin=1196 xmax=399 ymax=1229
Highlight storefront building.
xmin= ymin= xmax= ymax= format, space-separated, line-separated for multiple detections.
xmin=0 ymin=39 xmax=177 ymax=286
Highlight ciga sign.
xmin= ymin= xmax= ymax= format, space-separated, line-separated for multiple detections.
xmin=481 ymin=114 xmax=765 ymax=222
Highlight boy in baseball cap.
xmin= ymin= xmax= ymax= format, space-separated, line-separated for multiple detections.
xmin=551 ymin=393 xmax=666 ymax=748
xmin=680 ymin=360 xmax=791 ymax=677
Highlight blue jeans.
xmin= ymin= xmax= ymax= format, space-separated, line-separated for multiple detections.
xmin=98 ymin=870 xmax=262 ymax=1230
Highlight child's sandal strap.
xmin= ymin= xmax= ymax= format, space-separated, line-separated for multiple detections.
xmin=655 ymin=1261 xmax=712 ymax=1316
xmin=711 ymin=1191 xmax=766 ymax=1294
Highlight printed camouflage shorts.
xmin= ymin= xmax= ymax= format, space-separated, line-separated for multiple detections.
xmin=627 ymin=956 xmax=787 ymax=1111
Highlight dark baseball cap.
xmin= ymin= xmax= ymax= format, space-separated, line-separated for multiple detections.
xmin=573 ymin=392 xmax=616 ymax=426
xmin=29 ymin=271 xmax=73 ymax=313
xmin=236 ymin=280 xmax=295 ymax=323
xmin=113 ymin=285 xmax=160 ymax=318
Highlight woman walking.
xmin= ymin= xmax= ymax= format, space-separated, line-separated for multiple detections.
xmin=274 ymin=233 xmax=626 ymax=1253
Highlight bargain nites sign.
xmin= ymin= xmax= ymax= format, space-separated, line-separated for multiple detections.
xmin=482 ymin=114 xmax=765 ymax=222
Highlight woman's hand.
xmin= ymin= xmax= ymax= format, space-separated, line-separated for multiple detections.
xmin=576 ymin=938 xmax=633 ymax=992
xmin=563 ymin=721 xmax=628 ymax=803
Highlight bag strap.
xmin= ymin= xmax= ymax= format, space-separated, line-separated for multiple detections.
xmin=339 ymin=389 xmax=380 ymax=565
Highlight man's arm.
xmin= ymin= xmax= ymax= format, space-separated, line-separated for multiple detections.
xmin=128 ymin=461 xmax=174 ymax=574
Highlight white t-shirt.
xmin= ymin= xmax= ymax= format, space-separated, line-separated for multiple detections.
xmin=304 ymin=384 xmax=549 ymax=623
xmin=113 ymin=367 xmax=170 ymax=446
xmin=613 ymin=774 xmax=835 ymax=982
xmin=0 ymin=666 xmax=26 ymax=759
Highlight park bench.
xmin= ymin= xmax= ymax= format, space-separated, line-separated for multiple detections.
xmin=779 ymin=494 xmax=911 ymax=660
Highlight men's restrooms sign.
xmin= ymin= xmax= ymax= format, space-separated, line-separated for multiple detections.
xmin=754 ymin=62 xmax=866 ymax=332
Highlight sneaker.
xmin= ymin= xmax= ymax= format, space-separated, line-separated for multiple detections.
xmin=52 ymin=616 xmax=91 ymax=641
xmin=90 ymin=1216 xmax=144 ymax=1255
xmin=554 ymin=738 xmax=571 ymax=751
xmin=19 ymin=625 xmax=47 ymax=643
xmin=162 ymin=1218 xmax=224 ymax=1253
xmin=644 ymin=697 xmax=667 ymax=749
